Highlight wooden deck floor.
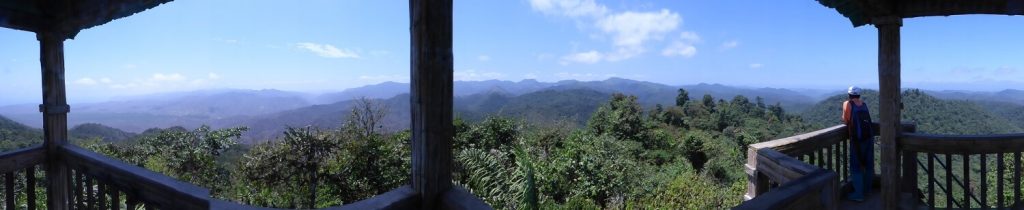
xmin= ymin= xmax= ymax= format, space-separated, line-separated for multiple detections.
xmin=840 ymin=189 xmax=923 ymax=210
xmin=839 ymin=188 xmax=880 ymax=210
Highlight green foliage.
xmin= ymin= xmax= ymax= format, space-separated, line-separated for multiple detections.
xmin=48 ymin=88 xmax=823 ymax=209
xmin=676 ymin=88 xmax=690 ymax=107
xmin=802 ymin=89 xmax=1022 ymax=134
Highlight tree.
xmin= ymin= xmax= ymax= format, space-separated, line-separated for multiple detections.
xmin=702 ymin=94 xmax=715 ymax=110
xmin=587 ymin=93 xmax=646 ymax=142
xmin=676 ymin=88 xmax=690 ymax=107
xmin=346 ymin=97 xmax=390 ymax=137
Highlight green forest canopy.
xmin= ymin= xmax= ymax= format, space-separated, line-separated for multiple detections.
xmin=2 ymin=88 xmax=1024 ymax=209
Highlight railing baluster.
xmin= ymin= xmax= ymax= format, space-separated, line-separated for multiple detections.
xmin=980 ymin=154 xmax=987 ymax=210
xmin=928 ymin=153 xmax=935 ymax=209
xmin=76 ymin=171 xmax=85 ymax=210
xmin=26 ymin=166 xmax=36 ymax=210
xmin=964 ymin=154 xmax=970 ymax=208
xmin=99 ymin=183 xmax=107 ymax=210
xmin=819 ymin=150 xmax=827 ymax=168
xmin=825 ymin=146 xmax=832 ymax=171
xmin=112 ymin=190 xmax=120 ymax=210
xmin=1015 ymin=152 xmax=1021 ymax=206
xmin=842 ymin=139 xmax=848 ymax=181
xmin=997 ymin=152 xmax=1004 ymax=208
xmin=946 ymin=154 xmax=954 ymax=208
xmin=127 ymin=193 xmax=138 ymax=210
xmin=5 ymin=172 xmax=15 ymax=210
xmin=87 ymin=176 xmax=95 ymax=210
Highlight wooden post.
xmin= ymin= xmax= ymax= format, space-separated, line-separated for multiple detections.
xmin=409 ymin=0 xmax=454 ymax=208
xmin=873 ymin=16 xmax=902 ymax=210
xmin=38 ymin=31 xmax=71 ymax=210
xmin=901 ymin=124 xmax=918 ymax=207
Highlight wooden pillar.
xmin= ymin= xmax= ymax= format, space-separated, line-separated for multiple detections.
xmin=409 ymin=0 xmax=454 ymax=208
xmin=38 ymin=32 xmax=71 ymax=210
xmin=874 ymin=16 xmax=902 ymax=210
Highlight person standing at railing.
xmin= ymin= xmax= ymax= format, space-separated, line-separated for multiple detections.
xmin=842 ymin=86 xmax=873 ymax=202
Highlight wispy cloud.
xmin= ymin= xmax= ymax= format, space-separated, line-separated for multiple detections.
xmin=560 ymin=50 xmax=603 ymax=65
xmin=554 ymin=72 xmax=617 ymax=81
xmin=74 ymin=78 xmax=98 ymax=86
xmin=529 ymin=0 xmax=608 ymax=18
xmin=662 ymin=31 xmax=700 ymax=58
xmin=296 ymin=42 xmax=361 ymax=59
xmin=749 ymin=63 xmax=763 ymax=69
xmin=478 ymin=55 xmax=491 ymax=61
xmin=720 ymin=40 xmax=740 ymax=51
xmin=455 ymin=69 xmax=506 ymax=81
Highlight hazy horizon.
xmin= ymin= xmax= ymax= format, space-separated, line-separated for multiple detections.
xmin=4 ymin=0 xmax=1024 ymax=105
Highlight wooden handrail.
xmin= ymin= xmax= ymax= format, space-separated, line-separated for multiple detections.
xmin=0 ymin=145 xmax=44 ymax=173
xmin=755 ymin=148 xmax=819 ymax=184
xmin=60 ymin=144 xmax=211 ymax=209
xmin=900 ymin=132 xmax=1024 ymax=154
xmin=733 ymin=170 xmax=838 ymax=210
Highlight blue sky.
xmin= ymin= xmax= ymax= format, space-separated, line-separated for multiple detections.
xmin=2 ymin=0 xmax=1024 ymax=105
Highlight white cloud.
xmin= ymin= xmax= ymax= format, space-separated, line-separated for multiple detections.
xmin=560 ymin=50 xmax=603 ymax=64
xmin=478 ymin=55 xmax=491 ymax=61
xmin=296 ymin=42 xmax=361 ymax=59
xmin=151 ymin=73 xmax=186 ymax=82
xmin=208 ymin=73 xmax=221 ymax=80
xmin=529 ymin=0 xmax=608 ymax=18
xmin=74 ymin=78 xmax=97 ymax=85
xmin=679 ymin=31 xmax=701 ymax=43
xmin=721 ymin=40 xmax=740 ymax=51
xmin=749 ymin=63 xmax=764 ymax=69
xmin=662 ymin=42 xmax=697 ymax=58
xmin=597 ymin=9 xmax=680 ymax=51
xmin=662 ymin=31 xmax=700 ymax=58
xmin=533 ymin=1 xmax=692 ymax=63
xmin=455 ymin=69 xmax=506 ymax=81
xmin=99 ymin=78 xmax=112 ymax=84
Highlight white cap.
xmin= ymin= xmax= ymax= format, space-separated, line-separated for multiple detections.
xmin=848 ymin=86 xmax=861 ymax=96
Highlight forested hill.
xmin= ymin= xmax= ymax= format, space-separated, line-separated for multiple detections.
xmin=801 ymin=89 xmax=1022 ymax=134
xmin=0 ymin=115 xmax=43 ymax=151
xmin=1 ymin=115 xmax=144 ymax=151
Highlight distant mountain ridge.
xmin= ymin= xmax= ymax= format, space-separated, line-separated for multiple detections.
xmin=7 ymin=78 xmax=1023 ymax=143
xmin=801 ymin=89 xmax=1023 ymax=135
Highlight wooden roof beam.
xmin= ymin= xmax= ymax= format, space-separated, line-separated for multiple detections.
xmin=899 ymin=0 xmax=1024 ymax=18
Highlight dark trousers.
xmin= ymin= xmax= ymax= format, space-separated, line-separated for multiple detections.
xmin=849 ymin=136 xmax=874 ymax=199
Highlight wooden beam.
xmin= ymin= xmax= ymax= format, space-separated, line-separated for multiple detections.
xmin=37 ymin=31 xmax=72 ymax=210
xmin=409 ymin=0 xmax=454 ymax=208
xmin=899 ymin=0 xmax=1024 ymax=18
xmin=873 ymin=16 xmax=902 ymax=210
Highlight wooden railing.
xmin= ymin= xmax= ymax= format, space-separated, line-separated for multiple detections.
xmin=0 ymin=145 xmax=45 ymax=210
xmin=900 ymin=132 xmax=1024 ymax=209
xmin=740 ymin=123 xmax=915 ymax=210
xmin=0 ymin=144 xmax=489 ymax=210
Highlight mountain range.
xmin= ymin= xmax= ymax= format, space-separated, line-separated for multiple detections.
xmin=2 ymin=78 xmax=1022 ymax=143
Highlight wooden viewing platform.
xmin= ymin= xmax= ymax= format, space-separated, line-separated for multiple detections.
xmin=735 ymin=123 xmax=1024 ymax=209
xmin=0 ymin=0 xmax=491 ymax=209
xmin=736 ymin=0 xmax=1024 ymax=209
